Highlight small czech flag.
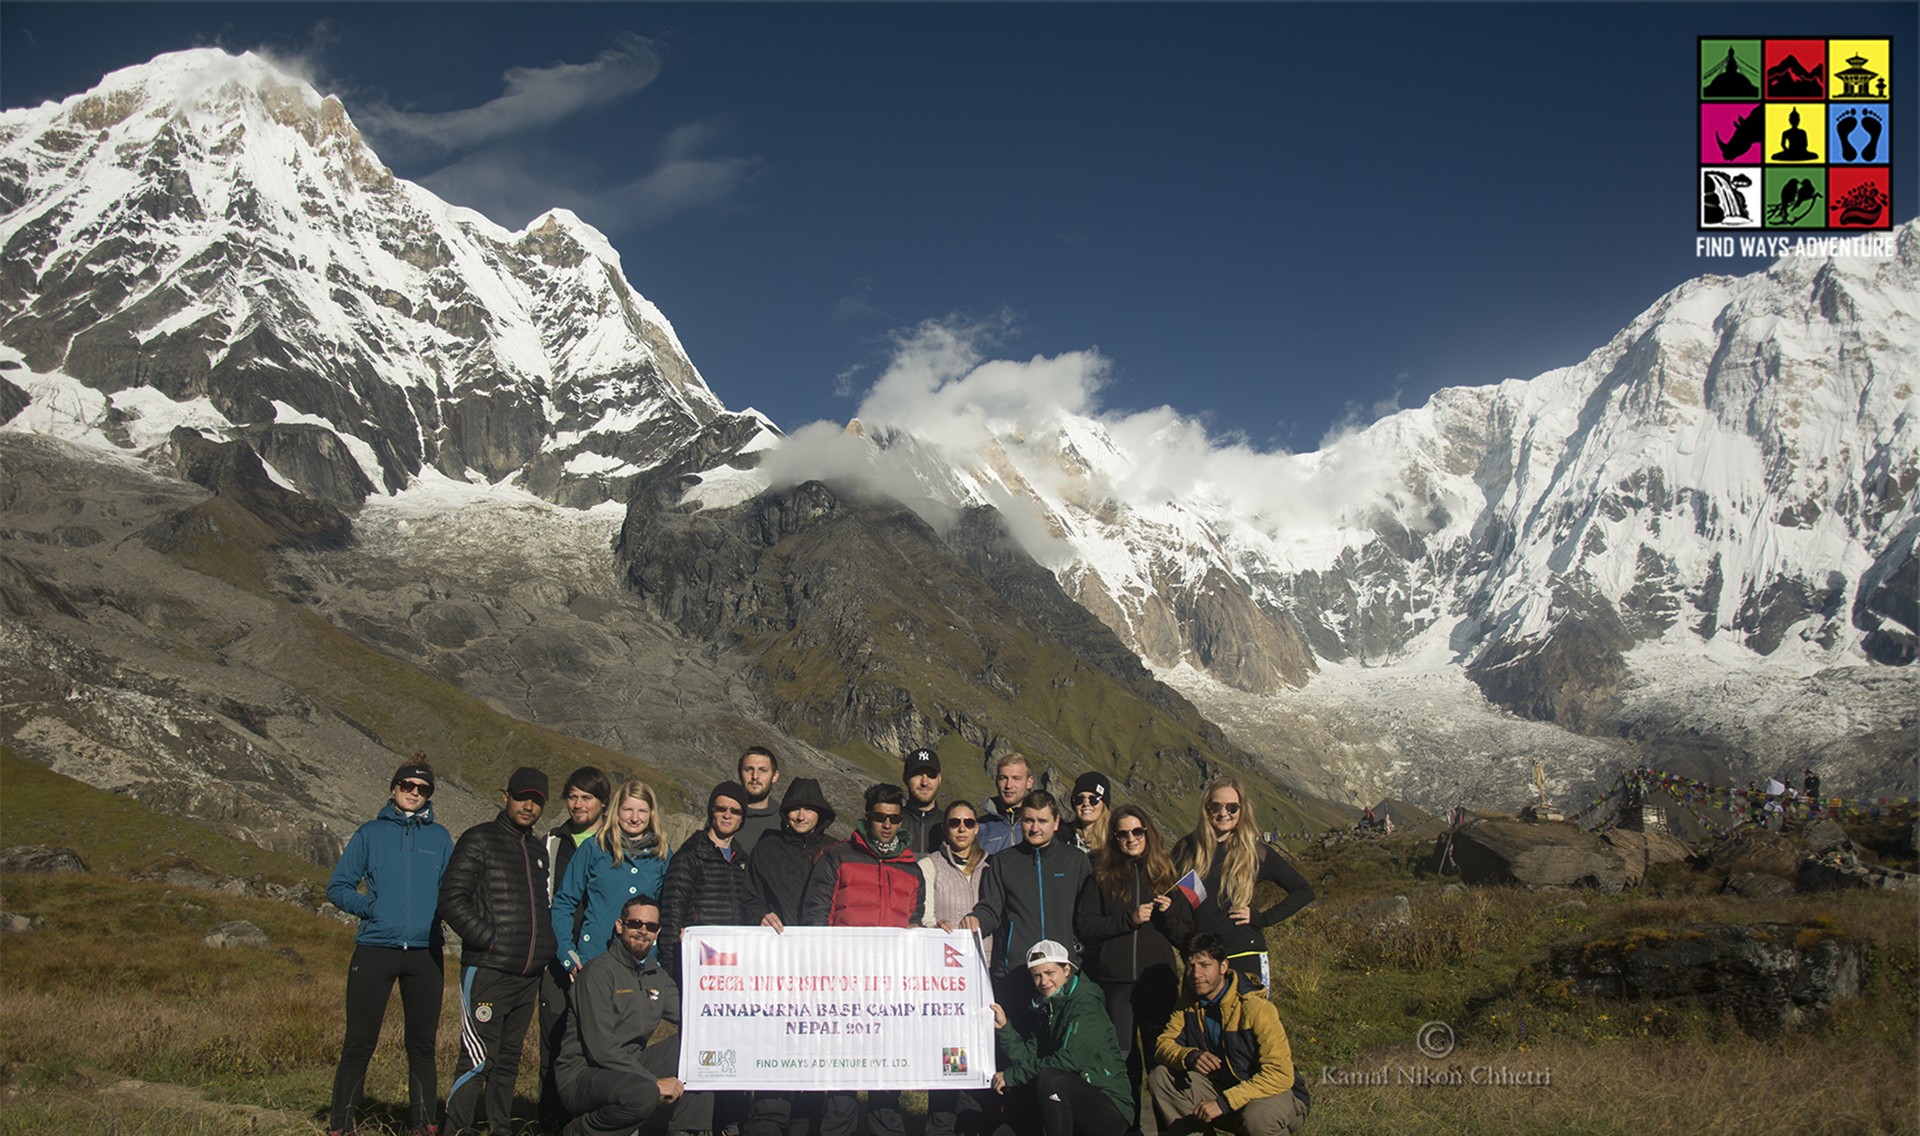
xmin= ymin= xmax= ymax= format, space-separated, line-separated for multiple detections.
xmin=699 ymin=942 xmax=739 ymax=966
xmin=1174 ymin=869 xmax=1208 ymax=910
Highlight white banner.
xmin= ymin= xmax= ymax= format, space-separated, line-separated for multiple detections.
xmin=678 ymin=925 xmax=996 ymax=1091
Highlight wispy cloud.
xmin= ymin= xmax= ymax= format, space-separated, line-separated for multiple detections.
xmin=348 ymin=40 xmax=759 ymax=233
xmin=358 ymin=37 xmax=662 ymax=159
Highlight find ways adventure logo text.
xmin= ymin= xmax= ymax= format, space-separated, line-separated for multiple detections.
xmin=1698 ymin=36 xmax=1893 ymax=236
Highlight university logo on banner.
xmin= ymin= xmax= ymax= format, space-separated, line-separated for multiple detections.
xmin=678 ymin=925 xmax=996 ymax=1091
xmin=1698 ymin=35 xmax=1893 ymax=231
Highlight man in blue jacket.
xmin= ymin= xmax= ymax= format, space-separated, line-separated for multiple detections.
xmin=963 ymin=789 xmax=1093 ymax=1031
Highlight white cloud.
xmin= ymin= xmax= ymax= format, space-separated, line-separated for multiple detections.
xmin=412 ymin=120 xmax=761 ymax=234
xmin=352 ymin=40 xmax=758 ymax=233
xmin=359 ymin=37 xmax=663 ymax=158
xmin=802 ymin=316 xmax=1408 ymax=552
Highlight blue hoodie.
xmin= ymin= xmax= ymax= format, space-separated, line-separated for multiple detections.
xmin=327 ymin=800 xmax=454 ymax=948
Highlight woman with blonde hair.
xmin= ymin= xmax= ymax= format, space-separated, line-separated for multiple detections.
xmin=551 ymin=778 xmax=673 ymax=971
xmin=1167 ymin=776 xmax=1314 ymax=992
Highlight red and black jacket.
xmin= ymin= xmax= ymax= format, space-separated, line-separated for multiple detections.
xmin=800 ymin=829 xmax=925 ymax=928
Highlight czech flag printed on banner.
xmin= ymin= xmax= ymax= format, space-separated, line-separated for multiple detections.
xmin=1174 ymin=869 xmax=1207 ymax=910
xmin=700 ymin=942 xmax=739 ymax=966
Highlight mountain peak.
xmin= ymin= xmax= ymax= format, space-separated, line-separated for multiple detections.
xmin=1 ymin=46 xmax=740 ymax=510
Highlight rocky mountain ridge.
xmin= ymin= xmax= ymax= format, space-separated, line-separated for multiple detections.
xmin=2 ymin=50 xmax=1912 ymax=844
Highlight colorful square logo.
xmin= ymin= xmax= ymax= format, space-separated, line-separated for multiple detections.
xmin=1697 ymin=36 xmax=1894 ymax=231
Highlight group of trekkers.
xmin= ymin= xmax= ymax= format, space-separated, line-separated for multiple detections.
xmin=324 ymin=745 xmax=1317 ymax=1136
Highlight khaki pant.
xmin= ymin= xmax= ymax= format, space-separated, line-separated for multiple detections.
xmin=1147 ymin=1065 xmax=1304 ymax=1136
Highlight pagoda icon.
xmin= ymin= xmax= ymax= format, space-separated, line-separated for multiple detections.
xmin=1833 ymin=54 xmax=1884 ymax=99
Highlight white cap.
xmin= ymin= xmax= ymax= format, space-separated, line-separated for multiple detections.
xmin=1025 ymin=939 xmax=1071 ymax=969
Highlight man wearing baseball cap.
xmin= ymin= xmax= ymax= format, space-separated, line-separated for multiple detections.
xmin=901 ymin=746 xmax=944 ymax=856
xmin=440 ymin=767 xmax=558 ymax=1135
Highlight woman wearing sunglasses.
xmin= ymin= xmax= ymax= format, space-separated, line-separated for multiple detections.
xmin=551 ymin=779 xmax=673 ymax=971
xmin=919 ymin=800 xmax=990 ymax=1136
xmin=325 ymin=756 xmax=454 ymax=1136
xmin=1168 ymin=777 xmax=1315 ymax=993
xmin=1074 ymin=805 xmax=1179 ymax=1112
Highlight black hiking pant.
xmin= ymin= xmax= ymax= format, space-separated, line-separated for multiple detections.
xmin=329 ymin=944 xmax=444 ymax=1133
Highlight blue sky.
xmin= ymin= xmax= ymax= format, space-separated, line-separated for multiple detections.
xmin=4 ymin=3 xmax=1914 ymax=452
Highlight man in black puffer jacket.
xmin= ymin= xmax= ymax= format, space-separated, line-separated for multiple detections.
xmin=440 ymin=767 xmax=559 ymax=1136
xmin=658 ymin=781 xmax=778 ymax=984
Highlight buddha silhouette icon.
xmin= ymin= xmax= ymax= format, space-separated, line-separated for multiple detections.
xmin=1771 ymin=108 xmax=1819 ymax=162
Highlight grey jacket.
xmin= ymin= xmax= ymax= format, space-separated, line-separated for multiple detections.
xmin=554 ymin=939 xmax=680 ymax=1085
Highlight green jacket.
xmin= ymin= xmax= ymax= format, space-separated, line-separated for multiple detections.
xmin=995 ymin=972 xmax=1135 ymax=1122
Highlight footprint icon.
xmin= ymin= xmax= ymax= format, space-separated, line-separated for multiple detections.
xmin=1859 ymin=109 xmax=1883 ymax=162
xmin=1836 ymin=109 xmax=1858 ymax=161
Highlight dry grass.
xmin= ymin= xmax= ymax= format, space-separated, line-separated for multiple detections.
xmin=0 ymin=873 xmax=542 ymax=1134
xmin=4 ymin=832 xmax=1914 ymax=1135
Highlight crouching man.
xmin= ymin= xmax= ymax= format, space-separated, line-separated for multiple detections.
xmin=554 ymin=896 xmax=712 ymax=1136
xmin=1149 ymin=932 xmax=1310 ymax=1135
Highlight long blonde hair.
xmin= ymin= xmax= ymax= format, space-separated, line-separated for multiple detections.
xmin=595 ymin=779 xmax=666 ymax=865
xmin=1179 ymin=776 xmax=1259 ymax=910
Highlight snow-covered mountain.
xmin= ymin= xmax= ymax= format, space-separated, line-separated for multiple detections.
xmin=4 ymin=50 xmax=1912 ymax=815
xmin=0 ymin=48 xmax=771 ymax=510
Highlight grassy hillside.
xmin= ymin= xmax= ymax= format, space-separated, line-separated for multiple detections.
xmin=1 ymin=823 xmax=1911 ymax=1134
xmin=0 ymin=749 xmax=321 ymax=882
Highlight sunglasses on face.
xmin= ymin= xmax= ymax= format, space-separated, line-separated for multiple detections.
xmin=712 ymin=804 xmax=743 ymax=816
xmin=868 ymin=811 xmax=903 ymax=825
xmin=1206 ymin=801 xmax=1241 ymax=816
xmin=1115 ymin=826 xmax=1146 ymax=840
xmin=508 ymin=791 xmax=544 ymax=803
xmin=622 ymin=919 xmax=661 ymax=932
xmin=946 ymin=817 xmax=979 ymax=831
xmin=1072 ymin=793 xmax=1102 ymax=806
xmin=395 ymin=780 xmax=432 ymax=798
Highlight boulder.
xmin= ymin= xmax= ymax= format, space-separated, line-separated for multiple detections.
xmin=202 ymin=920 xmax=271 ymax=949
xmin=1800 ymin=819 xmax=1855 ymax=858
xmin=1356 ymin=895 xmax=1412 ymax=936
xmin=0 ymin=911 xmax=38 ymax=933
xmin=1726 ymin=872 xmax=1795 ymax=899
xmin=1599 ymin=829 xmax=1692 ymax=887
xmin=1452 ymin=820 xmax=1628 ymax=891
xmin=1551 ymin=922 xmax=1862 ymax=1036
xmin=0 ymin=845 xmax=88 ymax=874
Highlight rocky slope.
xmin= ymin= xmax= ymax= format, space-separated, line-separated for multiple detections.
xmin=3 ymin=49 xmax=1911 ymax=838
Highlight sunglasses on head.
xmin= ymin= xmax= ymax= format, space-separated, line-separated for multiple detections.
xmin=622 ymin=919 xmax=661 ymax=932
xmin=395 ymin=780 xmax=433 ymax=798
xmin=1206 ymin=801 xmax=1241 ymax=816
xmin=1072 ymin=793 xmax=1102 ymax=806
xmin=946 ymin=816 xmax=979 ymax=830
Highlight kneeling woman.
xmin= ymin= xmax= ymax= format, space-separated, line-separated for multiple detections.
xmin=990 ymin=940 xmax=1136 ymax=1136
